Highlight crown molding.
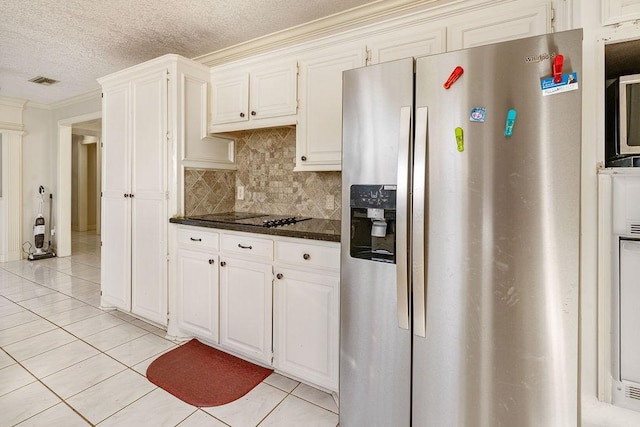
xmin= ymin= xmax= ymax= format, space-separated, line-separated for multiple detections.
xmin=193 ymin=0 xmax=444 ymax=66
xmin=48 ymin=89 xmax=102 ymax=110
xmin=25 ymin=89 xmax=102 ymax=111
xmin=0 ymin=96 xmax=27 ymax=109
xmin=193 ymin=0 xmax=512 ymax=67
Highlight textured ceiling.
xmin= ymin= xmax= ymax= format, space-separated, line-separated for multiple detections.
xmin=0 ymin=0 xmax=379 ymax=105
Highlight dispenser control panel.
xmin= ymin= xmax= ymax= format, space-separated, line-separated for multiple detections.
xmin=349 ymin=185 xmax=396 ymax=264
xmin=350 ymin=185 xmax=397 ymax=209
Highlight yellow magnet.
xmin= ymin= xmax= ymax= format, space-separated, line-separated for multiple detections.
xmin=455 ymin=127 xmax=464 ymax=152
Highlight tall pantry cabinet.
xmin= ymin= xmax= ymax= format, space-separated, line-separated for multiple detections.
xmin=98 ymin=55 xmax=213 ymax=326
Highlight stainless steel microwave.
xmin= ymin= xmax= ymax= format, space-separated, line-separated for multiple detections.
xmin=619 ymin=74 xmax=640 ymax=155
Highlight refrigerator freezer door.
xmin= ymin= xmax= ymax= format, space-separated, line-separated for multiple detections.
xmin=340 ymin=58 xmax=414 ymax=426
xmin=413 ymin=30 xmax=582 ymax=426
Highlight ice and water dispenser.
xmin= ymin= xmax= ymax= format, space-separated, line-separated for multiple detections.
xmin=349 ymin=185 xmax=396 ymax=263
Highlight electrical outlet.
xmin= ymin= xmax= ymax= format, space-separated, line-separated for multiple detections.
xmin=236 ymin=186 xmax=245 ymax=200
xmin=325 ymin=195 xmax=335 ymax=210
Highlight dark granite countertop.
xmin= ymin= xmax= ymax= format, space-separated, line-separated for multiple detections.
xmin=170 ymin=216 xmax=341 ymax=242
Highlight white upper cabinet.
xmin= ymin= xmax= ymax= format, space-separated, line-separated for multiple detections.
xmin=295 ymin=44 xmax=366 ymax=172
xmin=368 ymin=24 xmax=447 ymax=65
xmin=447 ymin=2 xmax=550 ymax=50
xmin=181 ymin=72 xmax=235 ymax=171
xmin=602 ymin=0 xmax=640 ymax=25
xmin=210 ymin=71 xmax=249 ymax=125
xmin=210 ymin=61 xmax=297 ymax=133
xmin=251 ymin=63 xmax=298 ymax=119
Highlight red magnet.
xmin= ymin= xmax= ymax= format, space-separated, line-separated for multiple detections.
xmin=444 ymin=66 xmax=464 ymax=89
xmin=553 ymin=55 xmax=564 ymax=83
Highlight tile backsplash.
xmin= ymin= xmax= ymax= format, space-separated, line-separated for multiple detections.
xmin=184 ymin=127 xmax=341 ymax=220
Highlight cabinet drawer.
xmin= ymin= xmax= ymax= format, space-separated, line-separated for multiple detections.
xmin=177 ymin=227 xmax=219 ymax=251
xmin=222 ymin=233 xmax=273 ymax=260
xmin=275 ymin=240 xmax=340 ymax=271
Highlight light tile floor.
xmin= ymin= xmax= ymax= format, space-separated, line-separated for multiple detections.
xmin=1 ymin=231 xmax=339 ymax=426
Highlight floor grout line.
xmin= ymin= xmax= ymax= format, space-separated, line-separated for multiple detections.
xmin=1 ymin=232 xmax=339 ymax=426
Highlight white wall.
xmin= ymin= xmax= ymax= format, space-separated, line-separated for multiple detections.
xmin=21 ymin=106 xmax=52 ymax=254
xmin=21 ymin=94 xmax=101 ymax=254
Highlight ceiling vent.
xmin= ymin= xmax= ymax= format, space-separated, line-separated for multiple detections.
xmin=28 ymin=76 xmax=59 ymax=86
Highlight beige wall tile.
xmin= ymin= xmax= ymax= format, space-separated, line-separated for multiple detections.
xmin=184 ymin=127 xmax=341 ymax=220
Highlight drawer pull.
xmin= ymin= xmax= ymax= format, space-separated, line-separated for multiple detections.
xmin=276 ymin=273 xmax=283 ymax=280
xmin=208 ymin=259 xmax=215 ymax=265
xmin=303 ymin=253 xmax=310 ymax=260
xmin=238 ymin=243 xmax=253 ymax=250
xmin=220 ymin=261 xmax=226 ymax=267
xmin=190 ymin=237 xmax=202 ymax=242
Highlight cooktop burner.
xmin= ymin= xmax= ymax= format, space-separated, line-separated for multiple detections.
xmin=189 ymin=212 xmax=266 ymax=222
xmin=189 ymin=212 xmax=311 ymax=228
xmin=237 ymin=215 xmax=312 ymax=228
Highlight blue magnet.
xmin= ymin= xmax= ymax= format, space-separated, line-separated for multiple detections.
xmin=504 ymin=109 xmax=517 ymax=137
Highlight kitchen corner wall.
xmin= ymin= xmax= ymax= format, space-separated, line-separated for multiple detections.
xmin=184 ymin=126 xmax=341 ymax=220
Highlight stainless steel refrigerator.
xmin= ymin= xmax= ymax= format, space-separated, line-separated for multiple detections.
xmin=340 ymin=29 xmax=582 ymax=426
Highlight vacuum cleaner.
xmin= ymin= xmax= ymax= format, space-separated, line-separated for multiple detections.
xmin=27 ymin=185 xmax=56 ymax=261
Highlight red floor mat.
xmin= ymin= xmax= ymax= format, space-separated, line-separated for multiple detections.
xmin=146 ymin=339 xmax=273 ymax=407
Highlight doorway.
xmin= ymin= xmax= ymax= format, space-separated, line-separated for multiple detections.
xmin=57 ymin=112 xmax=101 ymax=257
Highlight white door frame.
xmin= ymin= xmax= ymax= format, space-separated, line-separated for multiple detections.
xmin=57 ymin=111 xmax=101 ymax=257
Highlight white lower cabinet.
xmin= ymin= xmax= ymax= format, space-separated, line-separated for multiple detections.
xmin=219 ymin=256 xmax=273 ymax=365
xmin=169 ymin=225 xmax=340 ymax=390
xmin=177 ymin=250 xmax=219 ymax=342
xmin=274 ymin=267 xmax=339 ymax=391
xmin=175 ymin=227 xmax=220 ymax=343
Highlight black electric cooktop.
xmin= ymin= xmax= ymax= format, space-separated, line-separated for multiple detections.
xmin=188 ymin=212 xmax=311 ymax=228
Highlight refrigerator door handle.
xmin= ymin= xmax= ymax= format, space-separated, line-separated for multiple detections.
xmin=396 ymin=106 xmax=411 ymax=331
xmin=413 ymin=107 xmax=428 ymax=338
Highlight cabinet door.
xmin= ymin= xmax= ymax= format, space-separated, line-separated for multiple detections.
xmin=370 ymin=25 xmax=446 ymax=64
xmin=296 ymin=45 xmax=366 ymax=171
xmin=219 ymin=257 xmax=273 ymax=364
xmin=447 ymin=3 xmax=549 ymax=50
xmin=101 ymin=83 xmax=132 ymax=311
xmin=211 ymin=71 xmax=249 ymax=125
xmin=274 ymin=268 xmax=339 ymax=391
xmin=130 ymin=70 xmax=169 ymax=326
xmin=177 ymin=249 xmax=219 ymax=342
xmin=182 ymin=72 xmax=236 ymax=170
xmin=249 ymin=62 xmax=298 ymax=120
xmin=602 ymin=0 xmax=640 ymax=25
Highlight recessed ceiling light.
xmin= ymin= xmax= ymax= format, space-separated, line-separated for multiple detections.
xmin=28 ymin=76 xmax=59 ymax=86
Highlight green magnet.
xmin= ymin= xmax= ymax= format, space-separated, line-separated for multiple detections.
xmin=455 ymin=127 xmax=464 ymax=152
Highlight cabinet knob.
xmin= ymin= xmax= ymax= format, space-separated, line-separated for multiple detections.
xmin=303 ymin=253 xmax=310 ymax=260
xmin=130 ymin=193 xmax=134 ymax=198
xmin=124 ymin=193 xmax=129 ymax=198
xmin=301 ymin=156 xmax=307 ymax=161
xmin=251 ymin=111 xmax=257 ymax=116
xmin=208 ymin=259 xmax=215 ymax=265
xmin=240 ymin=112 xmax=245 ymax=118
xmin=220 ymin=261 xmax=226 ymax=267
xmin=276 ymin=273 xmax=283 ymax=280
